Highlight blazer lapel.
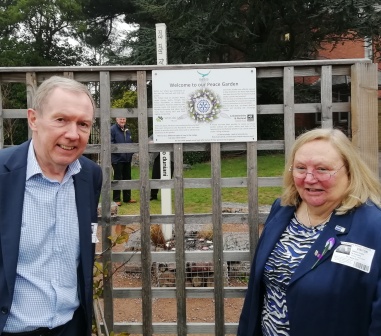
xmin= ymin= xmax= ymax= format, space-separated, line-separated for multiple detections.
xmin=73 ymin=166 xmax=93 ymax=287
xmin=254 ymin=205 xmax=295 ymax=281
xmin=0 ymin=142 xmax=29 ymax=292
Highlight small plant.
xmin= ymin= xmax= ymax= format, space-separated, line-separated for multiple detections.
xmin=183 ymin=151 xmax=210 ymax=165
xmin=93 ymin=228 xmax=131 ymax=298
xmin=239 ymin=276 xmax=250 ymax=284
xmin=150 ymin=224 xmax=166 ymax=249
xmin=93 ymin=227 xmax=132 ymax=336
xmin=197 ymin=224 xmax=213 ymax=241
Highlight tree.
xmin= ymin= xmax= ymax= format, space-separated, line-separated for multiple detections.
xmin=113 ymin=0 xmax=381 ymax=64
xmin=0 ymin=0 xmax=93 ymax=66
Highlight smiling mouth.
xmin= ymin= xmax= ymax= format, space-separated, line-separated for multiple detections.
xmin=59 ymin=144 xmax=75 ymax=150
xmin=306 ymin=188 xmax=323 ymax=192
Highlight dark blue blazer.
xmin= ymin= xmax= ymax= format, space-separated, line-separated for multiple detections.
xmin=238 ymin=198 xmax=381 ymax=336
xmin=110 ymin=123 xmax=133 ymax=164
xmin=0 ymin=141 xmax=102 ymax=335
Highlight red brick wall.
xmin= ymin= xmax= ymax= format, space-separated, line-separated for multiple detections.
xmin=318 ymin=39 xmax=365 ymax=59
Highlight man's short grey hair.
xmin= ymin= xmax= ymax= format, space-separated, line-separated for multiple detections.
xmin=32 ymin=76 xmax=95 ymax=113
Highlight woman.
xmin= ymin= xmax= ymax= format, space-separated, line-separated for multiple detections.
xmin=237 ymin=128 xmax=381 ymax=336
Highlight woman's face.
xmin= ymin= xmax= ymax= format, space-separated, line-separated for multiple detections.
xmin=292 ymin=140 xmax=349 ymax=209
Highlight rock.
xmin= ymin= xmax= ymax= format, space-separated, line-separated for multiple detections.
xmin=124 ymin=262 xmax=142 ymax=273
xmin=192 ymin=276 xmax=203 ymax=287
xmin=228 ymin=261 xmax=251 ymax=277
xmin=97 ymin=202 xmax=118 ymax=217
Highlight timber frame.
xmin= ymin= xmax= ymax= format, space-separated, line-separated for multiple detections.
xmin=0 ymin=59 xmax=378 ymax=335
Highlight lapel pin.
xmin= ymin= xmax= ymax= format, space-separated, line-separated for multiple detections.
xmin=334 ymin=225 xmax=346 ymax=233
xmin=311 ymin=237 xmax=336 ymax=269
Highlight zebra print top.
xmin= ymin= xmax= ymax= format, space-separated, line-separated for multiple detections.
xmin=261 ymin=215 xmax=327 ymax=336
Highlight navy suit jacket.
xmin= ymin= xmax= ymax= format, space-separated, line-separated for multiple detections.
xmin=0 ymin=141 xmax=102 ymax=335
xmin=238 ymin=198 xmax=381 ymax=336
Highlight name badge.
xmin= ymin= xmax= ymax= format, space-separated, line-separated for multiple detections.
xmin=332 ymin=242 xmax=375 ymax=273
xmin=91 ymin=223 xmax=99 ymax=243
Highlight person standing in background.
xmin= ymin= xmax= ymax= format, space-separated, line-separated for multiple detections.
xmin=111 ymin=117 xmax=136 ymax=206
xmin=0 ymin=76 xmax=102 ymax=336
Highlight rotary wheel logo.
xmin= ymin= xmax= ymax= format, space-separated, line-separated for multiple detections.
xmin=187 ymin=88 xmax=221 ymax=122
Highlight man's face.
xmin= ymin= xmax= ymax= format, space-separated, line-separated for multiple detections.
xmin=28 ymin=87 xmax=94 ymax=178
xmin=116 ymin=118 xmax=126 ymax=128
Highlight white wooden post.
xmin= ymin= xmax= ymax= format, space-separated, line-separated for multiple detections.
xmin=155 ymin=23 xmax=172 ymax=240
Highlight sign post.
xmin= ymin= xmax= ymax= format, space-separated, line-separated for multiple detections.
xmin=155 ymin=23 xmax=172 ymax=241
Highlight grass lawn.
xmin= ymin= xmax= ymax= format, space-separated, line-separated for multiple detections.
xmin=118 ymin=153 xmax=285 ymax=214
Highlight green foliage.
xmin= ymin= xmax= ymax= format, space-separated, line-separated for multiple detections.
xmin=183 ymin=151 xmax=210 ymax=165
xmin=112 ymin=90 xmax=138 ymax=109
xmin=1 ymin=83 xmax=27 ymax=109
xmin=257 ymin=115 xmax=284 ymax=140
xmin=2 ymin=83 xmax=29 ymax=145
xmin=1 ymin=0 xmax=83 ymax=31
xmin=0 ymin=0 xmax=93 ymax=66
xmin=1 ymin=0 xmax=380 ymax=69
xmin=118 ymin=0 xmax=381 ymax=64
xmin=0 ymin=38 xmax=38 ymax=67
xmin=3 ymin=119 xmax=28 ymax=145
xmin=81 ymin=0 xmax=135 ymax=20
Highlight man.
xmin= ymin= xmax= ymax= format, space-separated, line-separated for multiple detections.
xmin=111 ymin=117 xmax=136 ymax=205
xmin=0 ymin=76 xmax=102 ymax=336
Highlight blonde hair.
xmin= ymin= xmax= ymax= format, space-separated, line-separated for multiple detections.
xmin=281 ymin=128 xmax=381 ymax=214
xmin=32 ymin=76 xmax=95 ymax=113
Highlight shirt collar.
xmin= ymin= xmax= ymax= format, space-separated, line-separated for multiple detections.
xmin=26 ymin=140 xmax=82 ymax=181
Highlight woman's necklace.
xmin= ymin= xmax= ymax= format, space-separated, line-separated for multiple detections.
xmin=306 ymin=206 xmax=333 ymax=227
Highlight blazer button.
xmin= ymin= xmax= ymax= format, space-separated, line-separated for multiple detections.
xmin=1 ymin=307 xmax=9 ymax=314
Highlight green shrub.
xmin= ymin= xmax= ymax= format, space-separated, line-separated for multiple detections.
xmin=183 ymin=151 xmax=210 ymax=165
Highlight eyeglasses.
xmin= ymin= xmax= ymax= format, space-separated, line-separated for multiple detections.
xmin=289 ymin=164 xmax=345 ymax=181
